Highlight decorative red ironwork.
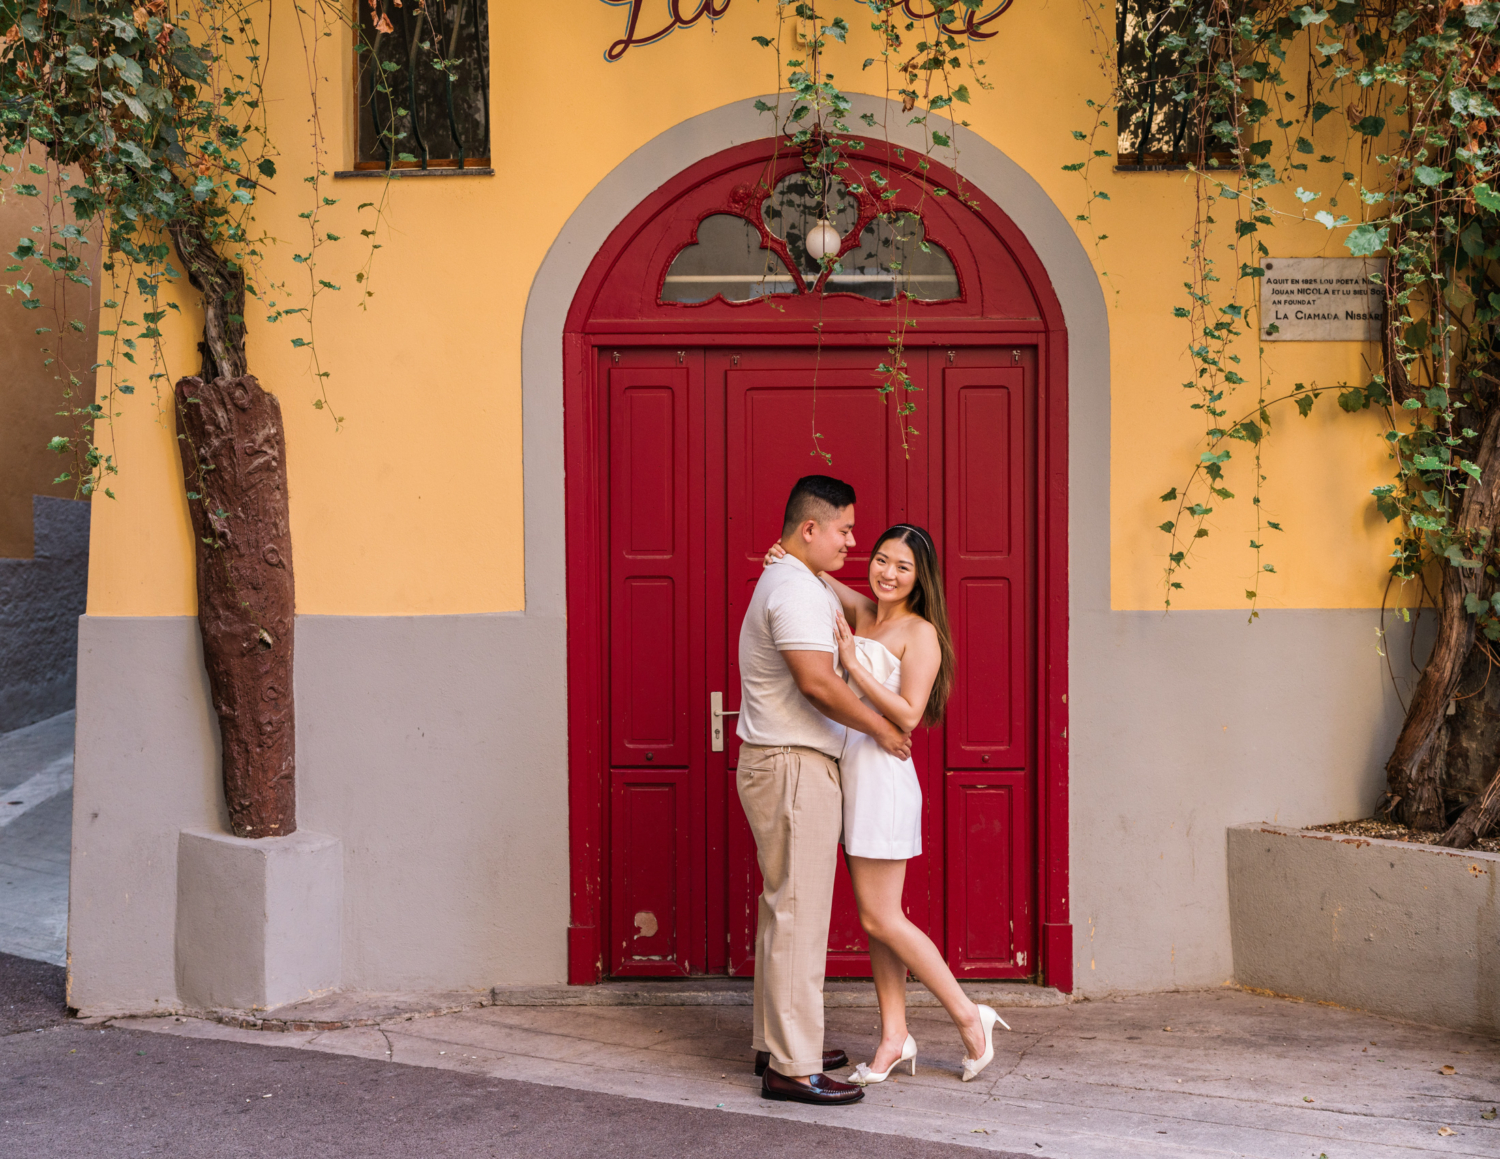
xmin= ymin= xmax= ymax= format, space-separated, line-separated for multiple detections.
xmin=659 ymin=149 xmax=968 ymax=304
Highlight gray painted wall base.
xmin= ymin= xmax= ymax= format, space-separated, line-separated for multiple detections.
xmin=68 ymin=613 xmax=568 ymax=1017
xmin=175 ymin=828 xmax=342 ymax=1011
xmin=1069 ymin=608 xmax=1424 ymax=996
xmin=69 ymin=609 xmax=1418 ymax=1015
xmin=1228 ymin=823 xmax=1500 ymax=1035
xmin=0 ymin=496 xmax=88 ymax=732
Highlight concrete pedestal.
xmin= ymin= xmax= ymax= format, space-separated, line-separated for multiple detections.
xmin=175 ymin=828 xmax=342 ymax=1012
xmin=1228 ymin=823 xmax=1500 ymax=1035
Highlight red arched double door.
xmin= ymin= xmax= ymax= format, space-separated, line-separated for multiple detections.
xmin=563 ymin=139 xmax=1071 ymax=989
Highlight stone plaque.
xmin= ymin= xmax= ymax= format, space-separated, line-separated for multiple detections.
xmin=1261 ymin=257 xmax=1386 ymax=341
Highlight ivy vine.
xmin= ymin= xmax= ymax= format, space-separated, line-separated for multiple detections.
xmin=751 ymin=0 xmax=1500 ymax=843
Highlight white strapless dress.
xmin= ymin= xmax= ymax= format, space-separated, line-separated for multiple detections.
xmin=840 ymin=636 xmax=923 ymax=860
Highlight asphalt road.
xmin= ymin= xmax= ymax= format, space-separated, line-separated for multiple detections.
xmin=1 ymin=953 xmax=1020 ymax=1159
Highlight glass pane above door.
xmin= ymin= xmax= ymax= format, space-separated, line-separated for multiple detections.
xmin=760 ymin=172 xmax=861 ymax=283
xmin=660 ymin=175 xmax=963 ymax=304
xmin=661 ymin=215 xmax=796 ymax=303
xmin=826 ymin=212 xmax=960 ymax=301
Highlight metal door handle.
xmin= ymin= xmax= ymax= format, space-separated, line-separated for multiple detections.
xmin=710 ymin=691 xmax=739 ymax=752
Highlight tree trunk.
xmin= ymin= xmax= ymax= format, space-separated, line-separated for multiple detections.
xmin=1437 ymin=765 xmax=1500 ymax=848
xmin=175 ymin=374 xmax=296 ymax=838
xmin=1383 ymin=407 xmax=1500 ymax=829
xmin=168 ymin=219 xmax=248 ymax=381
xmin=167 ymin=214 xmax=295 ymax=838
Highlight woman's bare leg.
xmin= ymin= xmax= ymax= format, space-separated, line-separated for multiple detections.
xmin=848 ymin=855 xmax=988 ymax=1065
xmin=866 ymin=935 xmax=910 ymax=1071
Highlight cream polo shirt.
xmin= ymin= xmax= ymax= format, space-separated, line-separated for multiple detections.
xmin=735 ymin=553 xmax=847 ymax=759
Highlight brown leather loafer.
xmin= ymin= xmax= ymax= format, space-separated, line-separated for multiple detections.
xmin=761 ymin=1069 xmax=864 ymax=1105
xmin=754 ymin=1048 xmax=848 ymax=1076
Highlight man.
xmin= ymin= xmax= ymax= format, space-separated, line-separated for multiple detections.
xmin=736 ymin=475 xmax=913 ymax=1106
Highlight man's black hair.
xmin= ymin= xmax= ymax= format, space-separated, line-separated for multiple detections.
xmin=782 ymin=475 xmax=857 ymax=536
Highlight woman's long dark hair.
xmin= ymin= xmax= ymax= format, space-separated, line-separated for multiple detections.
xmin=871 ymin=524 xmax=954 ymax=727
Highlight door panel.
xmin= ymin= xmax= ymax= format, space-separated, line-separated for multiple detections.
xmin=956 ymin=578 xmax=1014 ymax=750
xmin=606 ymin=356 xmax=704 ymax=977
xmin=944 ymin=773 xmax=1031 ymax=972
xmin=944 ymin=367 xmax=1030 ymax=770
xmin=610 ymin=769 xmax=692 ymax=975
xmin=610 ymin=369 xmax=691 ymax=768
xmin=600 ymin=344 xmax=1038 ymax=982
xmin=940 ymin=353 xmax=1035 ymax=977
xmin=721 ymin=348 xmax=936 ymax=977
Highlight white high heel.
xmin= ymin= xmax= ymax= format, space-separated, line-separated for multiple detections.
xmin=960 ymin=1004 xmax=1010 ymax=1083
xmin=850 ymin=1034 xmax=917 ymax=1085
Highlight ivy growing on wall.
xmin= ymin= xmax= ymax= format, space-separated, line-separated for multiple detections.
xmin=8 ymin=0 xmax=1500 ymax=847
xmin=0 ymin=0 xmax=403 ymax=836
xmin=751 ymin=0 xmax=1500 ymax=848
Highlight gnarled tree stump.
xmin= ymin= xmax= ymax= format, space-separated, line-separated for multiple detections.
xmin=1383 ymin=407 xmax=1500 ymax=831
xmin=175 ymin=374 xmax=296 ymax=838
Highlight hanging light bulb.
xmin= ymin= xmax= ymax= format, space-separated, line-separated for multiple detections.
xmin=804 ymin=219 xmax=843 ymax=262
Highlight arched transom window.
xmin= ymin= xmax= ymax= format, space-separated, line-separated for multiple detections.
xmin=660 ymin=170 xmax=961 ymax=305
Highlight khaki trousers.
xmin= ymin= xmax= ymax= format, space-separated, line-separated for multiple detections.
xmin=736 ymin=742 xmax=843 ymax=1078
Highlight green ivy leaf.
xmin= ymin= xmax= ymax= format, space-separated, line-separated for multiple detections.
xmin=1344 ymin=223 xmax=1388 ymax=256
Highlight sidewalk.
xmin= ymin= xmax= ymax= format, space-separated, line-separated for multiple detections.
xmin=119 ymin=985 xmax=1500 ymax=1158
xmin=0 ymin=710 xmax=73 ymax=965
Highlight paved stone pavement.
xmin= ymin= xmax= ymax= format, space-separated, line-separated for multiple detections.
xmin=0 ymin=711 xmax=73 ymax=965
xmin=2 ymin=954 xmax=1010 ymax=1159
xmin=3 ymin=711 xmax=1496 ymax=1156
xmin=113 ymin=986 xmax=1500 ymax=1158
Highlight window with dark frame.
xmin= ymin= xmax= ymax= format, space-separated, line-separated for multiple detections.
xmin=1115 ymin=0 xmax=1235 ymax=171
xmin=356 ymin=0 xmax=490 ymax=171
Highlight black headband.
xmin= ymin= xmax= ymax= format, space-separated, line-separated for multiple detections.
xmin=886 ymin=523 xmax=935 ymax=553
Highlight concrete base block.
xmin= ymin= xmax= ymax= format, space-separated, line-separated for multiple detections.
xmin=1228 ymin=823 xmax=1500 ymax=1035
xmin=175 ymin=828 xmax=342 ymax=1012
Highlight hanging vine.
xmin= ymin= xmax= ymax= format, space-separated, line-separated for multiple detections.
xmin=747 ymin=0 xmax=1500 ymax=847
xmin=751 ymin=1 xmax=990 ymax=459
xmin=0 ymin=0 xmax=402 ymax=836
xmin=9 ymin=0 xmax=1500 ymax=846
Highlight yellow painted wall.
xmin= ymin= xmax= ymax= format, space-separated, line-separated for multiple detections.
xmin=84 ymin=1 xmax=1402 ymax=616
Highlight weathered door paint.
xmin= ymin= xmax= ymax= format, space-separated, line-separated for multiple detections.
xmin=564 ymin=138 xmax=1071 ymax=990
xmin=606 ymin=361 xmax=702 ymax=975
xmin=601 ymin=345 xmax=1036 ymax=980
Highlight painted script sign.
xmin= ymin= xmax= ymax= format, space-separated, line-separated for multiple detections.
xmin=1261 ymin=257 xmax=1387 ymax=342
xmin=601 ymin=0 xmax=1015 ymax=62
xmin=602 ymin=0 xmax=731 ymax=62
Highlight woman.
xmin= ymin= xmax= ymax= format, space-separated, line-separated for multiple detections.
xmin=765 ymin=524 xmax=1008 ymax=1084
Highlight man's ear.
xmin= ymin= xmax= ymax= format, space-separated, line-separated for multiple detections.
xmin=798 ymin=519 xmax=817 ymax=543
